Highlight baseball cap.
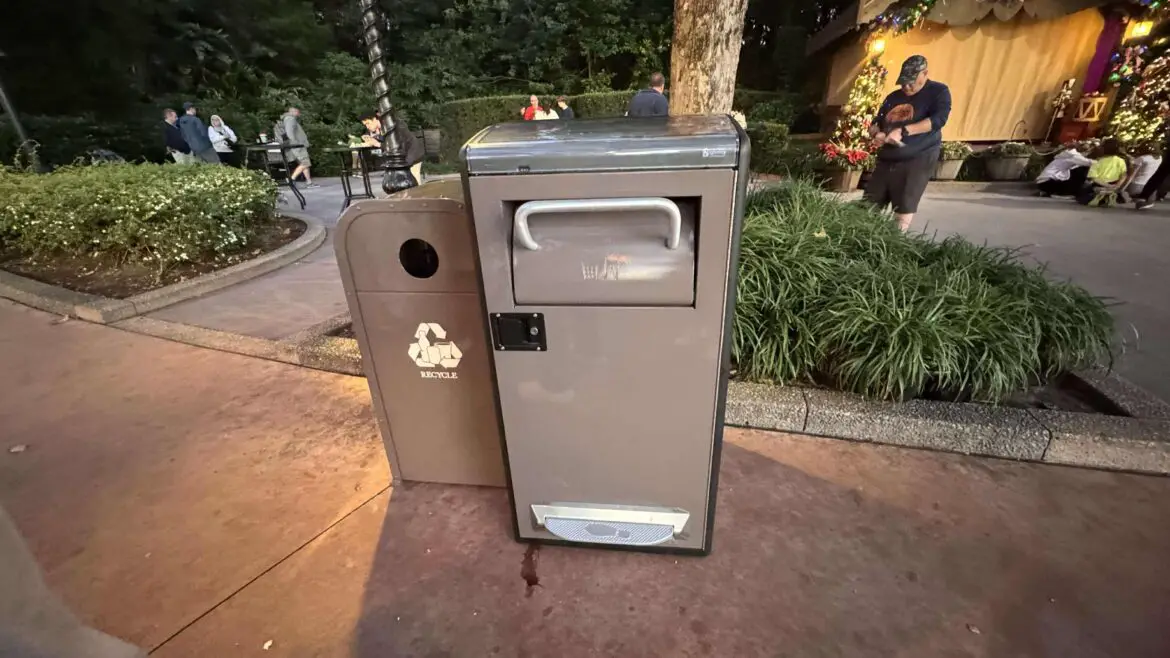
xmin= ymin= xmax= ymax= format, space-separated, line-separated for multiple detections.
xmin=896 ymin=55 xmax=928 ymax=86
xmin=182 ymin=101 xmax=196 ymax=111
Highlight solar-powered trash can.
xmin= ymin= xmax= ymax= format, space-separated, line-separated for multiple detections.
xmin=461 ymin=116 xmax=750 ymax=554
xmin=336 ymin=180 xmax=506 ymax=487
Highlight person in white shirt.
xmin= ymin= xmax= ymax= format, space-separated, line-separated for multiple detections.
xmin=533 ymin=107 xmax=560 ymax=120
xmin=1036 ymin=144 xmax=1092 ymax=197
xmin=207 ymin=115 xmax=239 ymax=167
xmin=1125 ymin=146 xmax=1162 ymax=196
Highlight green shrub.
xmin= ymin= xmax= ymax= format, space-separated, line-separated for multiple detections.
xmin=985 ymin=141 xmax=1034 ymax=158
xmin=0 ymin=163 xmax=277 ymax=277
xmin=746 ymin=122 xmax=791 ymax=174
xmin=940 ymin=141 xmax=973 ymax=160
xmin=733 ymin=179 xmax=1113 ymax=401
xmin=1 ymin=114 xmax=164 ymax=167
xmin=746 ymin=99 xmax=797 ymax=126
xmin=749 ymin=140 xmax=828 ymax=181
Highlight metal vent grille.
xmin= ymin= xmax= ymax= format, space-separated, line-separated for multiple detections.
xmin=544 ymin=517 xmax=675 ymax=546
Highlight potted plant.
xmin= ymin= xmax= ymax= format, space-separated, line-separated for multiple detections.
xmin=934 ymin=141 xmax=972 ymax=181
xmin=983 ymin=141 xmax=1034 ymax=181
xmin=818 ymin=142 xmax=872 ymax=192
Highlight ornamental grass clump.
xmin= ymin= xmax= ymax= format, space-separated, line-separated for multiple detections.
xmin=0 ymin=163 xmax=277 ymax=277
xmin=733 ymin=179 xmax=1114 ymax=402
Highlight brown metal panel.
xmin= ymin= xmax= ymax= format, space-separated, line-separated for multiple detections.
xmin=335 ymin=187 xmax=505 ymax=487
xmin=354 ymin=291 xmax=504 ymax=486
xmin=467 ymin=169 xmax=738 ymax=552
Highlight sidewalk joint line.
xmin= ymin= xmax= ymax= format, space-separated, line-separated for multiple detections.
xmin=147 ymin=484 xmax=391 ymax=654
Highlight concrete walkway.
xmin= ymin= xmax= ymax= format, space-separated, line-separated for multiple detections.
xmin=146 ymin=179 xmax=355 ymax=339
xmin=2 ymin=300 xmax=1170 ymax=657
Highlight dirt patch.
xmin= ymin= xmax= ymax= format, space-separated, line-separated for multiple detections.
xmin=330 ymin=324 xmax=355 ymax=339
xmin=0 ymin=217 xmax=306 ymax=299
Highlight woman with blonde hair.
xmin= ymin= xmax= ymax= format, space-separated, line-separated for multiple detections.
xmin=207 ymin=115 xmax=239 ymax=166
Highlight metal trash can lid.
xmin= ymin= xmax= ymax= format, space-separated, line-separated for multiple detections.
xmin=461 ymin=115 xmax=743 ymax=175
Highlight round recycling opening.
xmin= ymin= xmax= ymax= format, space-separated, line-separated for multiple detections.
xmin=399 ymin=238 xmax=439 ymax=279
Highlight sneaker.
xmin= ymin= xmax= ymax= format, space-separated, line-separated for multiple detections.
xmin=304 ymin=182 xmax=320 ymax=188
xmin=1135 ymin=198 xmax=1155 ymax=210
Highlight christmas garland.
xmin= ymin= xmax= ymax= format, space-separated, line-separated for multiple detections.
xmin=871 ymin=0 xmax=938 ymax=36
xmin=1107 ymin=53 xmax=1170 ymax=146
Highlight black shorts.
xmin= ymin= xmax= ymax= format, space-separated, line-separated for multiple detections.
xmin=863 ymin=147 xmax=939 ymax=214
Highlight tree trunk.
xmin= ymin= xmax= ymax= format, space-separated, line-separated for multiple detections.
xmin=669 ymin=0 xmax=750 ymax=115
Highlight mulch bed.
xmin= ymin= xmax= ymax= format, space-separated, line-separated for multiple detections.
xmin=0 ymin=217 xmax=306 ymax=299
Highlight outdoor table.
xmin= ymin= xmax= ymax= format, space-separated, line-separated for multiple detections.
xmin=324 ymin=145 xmax=379 ymax=212
xmin=242 ymin=142 xmax=306 ymax=210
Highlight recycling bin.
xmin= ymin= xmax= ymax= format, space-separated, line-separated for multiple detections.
xmin=461 ymin=116 xmax=750 ymax=554
xmin=335 ymin=180 xmax=505 ymax=487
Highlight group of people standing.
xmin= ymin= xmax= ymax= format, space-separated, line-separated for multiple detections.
xmin=162 ymin=102 xmax=239 ymax=166
xmin=1036 ymin=138 xmax=1167 ymax=209
xmin=161 ymin=102 xmax=317 ymax=186
xmin=518 ymin=72 xmax=671 ymax=122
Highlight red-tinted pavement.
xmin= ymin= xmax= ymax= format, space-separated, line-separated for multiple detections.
xmin=2 ymin=300 xmax=1169 ymax=657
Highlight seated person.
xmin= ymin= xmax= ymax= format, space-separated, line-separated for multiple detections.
xmin=1076 ymin=138 xmax=1128 ymax=207
xmin=1036 ymin=142 xmax=1092 ymax=197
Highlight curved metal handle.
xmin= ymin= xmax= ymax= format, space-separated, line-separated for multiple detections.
xmin=514 ymin=197 xmax=682 ymax=251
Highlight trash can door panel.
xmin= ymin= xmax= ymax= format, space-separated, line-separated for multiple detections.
xmin=511 ymin=200 xmax=696 ymax=306
xmin=355 ymin=291 xmax=506 ymax=487
xmin=494 ymin=307 xmax=722 ymax=551
xmin=340 ymin=201 xmax=479 ymax=294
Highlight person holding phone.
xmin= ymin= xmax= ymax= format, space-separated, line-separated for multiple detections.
xmin=864 ymin=55 xmax=952 ymax=231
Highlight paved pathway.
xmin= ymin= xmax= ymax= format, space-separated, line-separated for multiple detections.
xmin=2 ymin=299 xmax=1170 ymax=657
xmin=147 ymin=179 xmax=354 ymax=339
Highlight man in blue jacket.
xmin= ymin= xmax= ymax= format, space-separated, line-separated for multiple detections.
xmin=626 ymin=72 xmax=669 ymax=117
xmin=177 ymin=102 xmax=220 ymax=164
xmin=864 ymin=55 xmax=951 ymax=231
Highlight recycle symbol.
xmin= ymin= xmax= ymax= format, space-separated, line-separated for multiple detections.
xmin=408 ymin=322 xmax=462 ymax=369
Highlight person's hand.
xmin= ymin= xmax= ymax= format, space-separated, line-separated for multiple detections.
xmin=886 ymin=127 xmax=905 ymax=144
xmin=871 ymin=132 xmax=887 ymax=149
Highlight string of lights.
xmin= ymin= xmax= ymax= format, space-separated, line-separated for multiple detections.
xmin=1108 ymin=53 xmax=1170 ymax=146
xmin=871 ymin=0 xmax=938 ymax=36
xmin=822 ymin=55 xmax=889 ymax=168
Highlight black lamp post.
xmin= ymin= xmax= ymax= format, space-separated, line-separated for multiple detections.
xmin=358 ymin=0 xmax=419 ymax=194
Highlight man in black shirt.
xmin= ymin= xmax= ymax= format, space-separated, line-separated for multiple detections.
xmin=864 ymin=55 xmax=952 ymax=231
xmin=555 ymin=96 xmax=575 ymax=119
xmin=161 ymin=108 xmax=192 ymax=163
xmin=626 ymin=72 xmax=669 ymax=117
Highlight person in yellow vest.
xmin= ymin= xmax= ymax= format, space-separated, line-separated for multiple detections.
xmin=1077 ymin=138 xmax=1128 ymax=207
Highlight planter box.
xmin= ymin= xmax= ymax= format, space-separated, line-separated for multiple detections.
xmin=825 ymin=168 xmax=862 ymax=192
xmin=985 ymin=156 xmax=1030 ymax=181
xmin=933 ymin=158 xmax=965 ymax=181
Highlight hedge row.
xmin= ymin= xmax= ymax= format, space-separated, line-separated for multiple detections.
xmin=0 ymin=112 xmax=363 ymax=177
xmin=438 ymin=89 xmax=796 ymax=162
xmin=0 ymin=163 xmax=278 ymax=275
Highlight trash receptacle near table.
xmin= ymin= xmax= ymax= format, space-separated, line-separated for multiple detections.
xmin=461 ymin=116 xmax=750 ymax=554
xmin=335 ymin=180 xmax=505 ymax=487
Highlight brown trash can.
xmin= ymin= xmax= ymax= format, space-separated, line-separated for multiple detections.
xmin=335 ymin=181 xmax=505 ymax=487
xmin=462 ymin=116 xmax=750 ymax=554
